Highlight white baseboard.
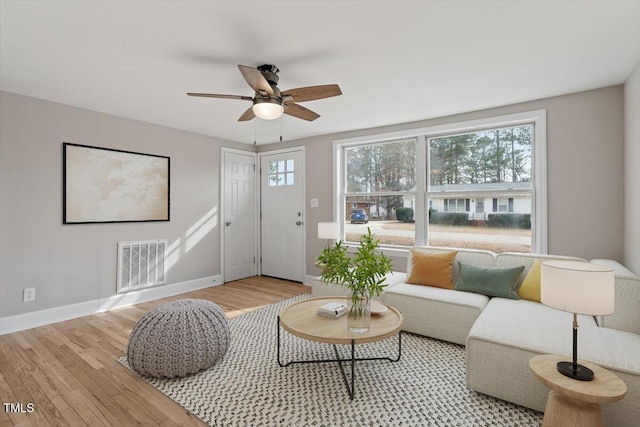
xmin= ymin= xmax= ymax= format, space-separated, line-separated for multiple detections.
xmin=0 ymin=275 xmax=223 ymax=336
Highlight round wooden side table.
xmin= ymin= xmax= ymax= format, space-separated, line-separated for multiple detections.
xmin=529 ymin=354 xmax=627 ymax=427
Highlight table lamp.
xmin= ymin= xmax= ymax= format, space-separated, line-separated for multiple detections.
xmin=318 ymin=222 xmax=340 ymax=247
xmin=541 ymin=260 xmax=615 ymax=381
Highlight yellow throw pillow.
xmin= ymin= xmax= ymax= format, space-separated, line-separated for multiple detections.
xmin=407 ymin=250 xmax=458 ymax=289
xmin=518 ymin=259 xmax=541 ymax=302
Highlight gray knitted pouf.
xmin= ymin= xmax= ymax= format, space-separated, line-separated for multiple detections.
xmin=127 ymin=299 xmax=230 ymax=378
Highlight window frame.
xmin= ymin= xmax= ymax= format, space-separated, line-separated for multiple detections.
xmin=333 ymin=109 xmax=547 ymax=256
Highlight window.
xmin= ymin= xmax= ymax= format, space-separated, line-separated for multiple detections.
xmin=343 ymin=139 xmax=416 ymax=245
xmin=268 ymin=159 xmax=294 ymax=186
xmin=444 ymin=198 xmax=469 ymax=212
xmin=334 ymin=110 xmax=547 ymax=254
xmin=495 ymin=197 xmax=514 ymax=213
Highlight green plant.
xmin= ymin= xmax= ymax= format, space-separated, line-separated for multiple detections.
xmin=429 ymin=212 xmax=470 ymax=226
xmin=487 ymin=213 xmax=531 ymax=229
xmin=396 ymin=207 xmax=414 ymax=223
xmin=316 ymin=227 xmax=392 ymax=317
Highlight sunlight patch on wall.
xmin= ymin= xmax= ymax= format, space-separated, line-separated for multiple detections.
xmin=186 ymin=206 xmax=218 ymax=252
xmin=165 ymin=237 xmax=182 ymax=272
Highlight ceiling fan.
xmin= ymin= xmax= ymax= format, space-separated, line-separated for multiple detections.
xmin=187 ymin=64 xmax=342 ymax=122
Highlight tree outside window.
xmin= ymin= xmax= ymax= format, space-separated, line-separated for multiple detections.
xmin=344 ymin=139 xmax=416 ymax=246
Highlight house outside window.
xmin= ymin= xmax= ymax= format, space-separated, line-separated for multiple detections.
xmin=334 ymin=110 xmax=547 ymax=254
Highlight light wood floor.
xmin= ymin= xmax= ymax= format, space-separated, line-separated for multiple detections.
xmin=0 ymin=276 xmax=310 ymax=426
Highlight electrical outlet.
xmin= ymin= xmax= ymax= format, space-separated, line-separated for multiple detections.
xmin=23 ymin=288 xmax=36 ymax=302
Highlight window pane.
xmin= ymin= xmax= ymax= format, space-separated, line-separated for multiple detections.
xmin=269 ymin=174 xmax=282 ymax=186
xmin=286 ymin=159 xmax=294 ymax=171
xmin=429 ymin=125 xmax=532 ymax=187
xmin=286 ymin=172 xmax=294 ymax=185
xmin=277 ymin=160 xmax=285 ymax=173
xmin=428 ymin=124 xmax=533 ymax=252
xmin=345 ymin=139 xmax=416 ymax=193
xmin=344 ymin=195 xmax=415 ymax=246
xmin=427 ymin=195 xmax=531 ymax=253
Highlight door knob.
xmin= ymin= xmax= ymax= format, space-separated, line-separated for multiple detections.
xmin=296 ymin=221 xmax=303 ymax=226
xmin=225 ymin=221 xmax=231 ymax=226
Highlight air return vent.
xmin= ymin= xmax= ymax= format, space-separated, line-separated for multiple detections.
xmin=117 ymin=239 xmax=167 ymax=293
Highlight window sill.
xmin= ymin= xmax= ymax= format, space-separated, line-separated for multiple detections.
xmin=343 ymin=242 xmax=410 ymax=258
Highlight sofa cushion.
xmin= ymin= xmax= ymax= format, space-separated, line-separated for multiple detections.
xmin=495 ymin=252 xmax=587 ymax=290
xmin=466 ymin=297 xmax=640 ymax=424
xmin=468 ymin=297 xmax=598 ymax=355
xmin=591 ymin=259 xmax=640 ymax=334
xmin=406 ymin=246 xmax=496 ymax=284
xmin=384 ymin=271 xmax=409 ymax=288
xmin=384 ymin=283 xmax=489 ymax=345
xmin=518 ymin=259 xmax=541 ymax=302
xmin=406 ymin=249 xmax=457 ymax=289
xmin=455 ymin=262 xmax=524 ymax=300
xmin=466 ymin=298 xmax=603 ymax=415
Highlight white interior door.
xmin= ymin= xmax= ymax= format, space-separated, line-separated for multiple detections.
xmin=260 ymin=149 xmax=304 ymax=282
xmin=223 ymin=150 xmax=256 ymax=282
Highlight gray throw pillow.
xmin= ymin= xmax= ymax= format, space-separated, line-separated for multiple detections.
xmin=455 ymin=261 xmax=524 ymax=300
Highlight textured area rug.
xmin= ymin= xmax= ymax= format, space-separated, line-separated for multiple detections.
xmin=119 ymin=295 xmax=542 ymax=426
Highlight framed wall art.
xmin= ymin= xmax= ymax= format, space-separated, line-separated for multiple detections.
xmin=63 ymin=143 xmax=170 ymax=224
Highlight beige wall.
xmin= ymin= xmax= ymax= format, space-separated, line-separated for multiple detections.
xmin=0 ymin=91 xmax=250 ymax=317
xmin=262 ymin=85 xmax=626 ymax=275
xmin=0 ymin=84 xmax=630 ymax=319
xmin=625 ymin=61 xmax=640 ymax=275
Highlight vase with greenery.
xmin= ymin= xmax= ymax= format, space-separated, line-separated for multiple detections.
xmin=316 ymin=227 xmax=392 ymax=332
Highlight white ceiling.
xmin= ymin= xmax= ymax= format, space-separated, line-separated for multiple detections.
xmin=1 ymin=1 xmax=639 ymax=145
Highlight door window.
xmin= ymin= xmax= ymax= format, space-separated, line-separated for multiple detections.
xmin=268 ymin=159 xmax=294 ymax=186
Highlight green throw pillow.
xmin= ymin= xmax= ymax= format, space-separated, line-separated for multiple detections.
xmin=455 ymin=261 xmax=524 ymax=300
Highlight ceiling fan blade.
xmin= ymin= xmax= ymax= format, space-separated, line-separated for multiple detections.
xmin=238 ymin=106 xmax=256 ymax=122
xmin=238 ymin=65 xmax=273 ymax=96
xmin=281 ymin=84 xmax=342 ymax=102
xmin=284 ymin=102 xmax=320 ymax=121
xmin=187 ymin=93 xmax=253 ymax=101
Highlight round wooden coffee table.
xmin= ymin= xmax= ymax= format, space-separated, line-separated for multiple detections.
xmin=530 ymin=354 xmax=627 ymax=427
xmin=277 ymin=297 xmax=403 ymax=400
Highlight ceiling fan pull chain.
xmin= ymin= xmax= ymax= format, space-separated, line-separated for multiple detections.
xmin=254 ymin=120 xmax=257 ymax=147
xmin=280 ymin=114 xmax=283 ymax=142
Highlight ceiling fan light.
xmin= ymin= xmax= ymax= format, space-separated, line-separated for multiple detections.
xmin=252 ymin=99 xmax=283 ymax=120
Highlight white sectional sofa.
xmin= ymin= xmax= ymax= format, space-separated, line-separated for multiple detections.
xmin=311 ymin=246 xmax=640 ymax=427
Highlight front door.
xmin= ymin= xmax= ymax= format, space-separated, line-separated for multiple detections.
xmin=260 ymin=149 xmax=304 ymax=282
xmin=223 ymin=149 xmax=256 ymax=282
xmin=475 ymin=200 xmax=485 ymax=220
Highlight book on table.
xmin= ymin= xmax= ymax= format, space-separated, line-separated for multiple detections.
xmin=317 ymin=301 xmax=347 ymax=319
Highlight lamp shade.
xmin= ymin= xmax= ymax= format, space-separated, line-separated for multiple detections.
xmin=541 ymin=260 xmax=615 ymax=315
xmin=318 ymin=222 xmax=340 ymax=240
xmin=252 ymin=100 xmax=283 ymax=120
